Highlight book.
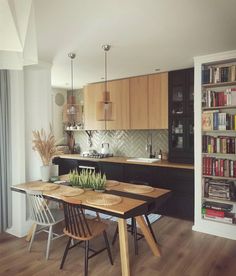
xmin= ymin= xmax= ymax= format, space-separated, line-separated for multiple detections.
xmin=202 ymin=112 xmax=213 ymax=131
xmin=203 ymin=201 xmax=233 ymax=212
xmin=203 ymin=214 xmax=234 ymax=224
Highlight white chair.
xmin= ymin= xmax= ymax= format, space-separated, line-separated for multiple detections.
xmin=26 ymin=190 xmax=64 ymax=260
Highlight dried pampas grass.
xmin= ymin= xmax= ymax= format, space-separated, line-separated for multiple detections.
xmin=32 ymin=126 xmax=62 ymax=166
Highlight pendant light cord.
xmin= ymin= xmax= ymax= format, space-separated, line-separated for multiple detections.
xmin=71 ymin=57 xmax=74 ymax=96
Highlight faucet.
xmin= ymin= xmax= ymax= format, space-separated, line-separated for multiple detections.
xmin=146 ymin=133 xmax=155 ymax=158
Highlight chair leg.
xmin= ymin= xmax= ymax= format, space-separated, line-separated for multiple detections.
xmin=103 ymin=231 xmax=113 ymax=265
xmin=28 ymin=224 xmax=37 ymax=252
xmin=84 ymin=240 xmax=89 ymax=276
xmin=133 ymin=219 xmax=138 ymax=255
xmin=60 ymin=237 xmax=72 ymax=269
xmin=112 ymin=225 xmax=119 ymax=245
xmin=46 ymin=225 xmax=53 ymax=260
xmin=144 ymin=214 xmax=157 ymax=244
xmin=130 ymin=218 xmax=134 ymax=235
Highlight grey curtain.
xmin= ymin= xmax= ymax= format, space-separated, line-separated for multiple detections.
xmin=0 ymin=70 xmax=12 ymax=232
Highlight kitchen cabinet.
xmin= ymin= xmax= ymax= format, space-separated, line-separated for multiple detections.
xmin=106 ymin=79 xmax=130 ymax=130
xmin=148 ymin=72 xmax=168 ymax=129
xmin=84 ymin=82 xmax=106 ymax=130
xmin=168 ymin=68 xmax=194 ymax=164
xmin=129 ymin=75 xmax=149 ymax=129
xmin=99 ymin=162 xmax=124 ymax=181
xmin=54 ymin=157 xmax=194 ymax=220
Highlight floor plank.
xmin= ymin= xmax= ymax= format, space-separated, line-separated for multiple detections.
xmin=1 ymin=217 xmax=236 ymax=276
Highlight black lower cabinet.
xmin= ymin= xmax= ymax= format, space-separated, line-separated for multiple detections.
xmin=123 ymin=165 xmax=194 ymax=221
xmin=53 ymin=157 xmax=78 ymax=175
xmin=99 ymin=162 xmax=124 ymax=182
xmin=53 ymin=157 xmax=194 ymax=221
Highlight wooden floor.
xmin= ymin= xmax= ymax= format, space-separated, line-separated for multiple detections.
xmin=1 ymin=217 xmax=236 ymax=276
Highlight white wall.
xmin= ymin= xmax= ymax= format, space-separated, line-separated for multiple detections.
xmin=7 ymin=62 xmax=53 ymax=237
xmin=24 ymin=63 xmax=52 ymax=181
xmin=51 ymin=88 xmax=67 ymax=144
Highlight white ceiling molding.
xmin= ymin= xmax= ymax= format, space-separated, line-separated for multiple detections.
xmin=0 ymin=0 xmax=38 ymax=69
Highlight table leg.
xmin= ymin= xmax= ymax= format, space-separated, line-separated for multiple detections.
xmin=118 ymin=218 xmax=130 ymax=276
xmin=135 ymin=215 xmax=161 ymax=257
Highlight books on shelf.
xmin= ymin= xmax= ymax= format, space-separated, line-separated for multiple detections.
xmin=202 ymin=157 xmax=236 ymax=178
xmin=204 ymin=178 xmax=235 ymax=200
xmin=202 ymin=201 xmax=235 ymax=224
xmin=203 ymin=201 xmax=233 ymax=212
xmin=202 ymin=110 xmax=236 ymax=131
xmin=202 ymin=88 xmax=236 ymax=108
xmin=202 ymin=135 xmax=236 ymax=154
xmin=202 ymin=64 xmax=236 ymax=84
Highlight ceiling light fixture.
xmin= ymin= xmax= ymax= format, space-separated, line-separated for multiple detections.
xmin=96 ymin=44 xmax=114 ymax=129
xmin=63 ymin=52 xmax=81 ymax=128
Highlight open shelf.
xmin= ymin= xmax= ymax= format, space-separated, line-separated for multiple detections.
xmin=202 ymin=105 xmax=236 ymax=111
xmin=202 ymin=81 xmax=236 ymax=88
xmin=202 ymin=175 xmax=236 ymax=181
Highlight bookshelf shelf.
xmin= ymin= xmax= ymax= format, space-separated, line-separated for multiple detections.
xmin=202 ymin=196 xmax=236 ymax=204
xmin=202 ymin=81 xmax=236 ymax=88
xmin=202 ymin=153 xmax=236 ymax=158
xmin=202 ymin=105 xmax=236 ymax=111
xmin=202 ymin=130 xmax=236 ymax=134
xmin=202 ymin=175 xmax=236 ymax=180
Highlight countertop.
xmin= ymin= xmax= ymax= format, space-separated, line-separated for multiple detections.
xmin=57 ymin=154 xmax=194 ymax=170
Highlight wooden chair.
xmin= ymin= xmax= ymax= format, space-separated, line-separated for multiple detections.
xmin=26 ymin=190 xmax=64 ymax=260
xmin=60 ymin=197 xmax=113 ymax=276
xmin=112 ymin=180 xmax=158 ymax=255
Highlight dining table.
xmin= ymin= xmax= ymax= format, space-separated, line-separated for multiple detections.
xmin=11 ymin=178 xmax=171 ymax=276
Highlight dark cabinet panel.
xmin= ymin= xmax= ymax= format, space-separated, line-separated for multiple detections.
xmin=168 ymin=68 xmax=194 ymax=164
xmin=99 ymin=162 xmax=124 ymax=182
xmin=53 ymin=157 xmax=79 ymax=175
xmin=53 ymin=157 xmax=194 ymax=220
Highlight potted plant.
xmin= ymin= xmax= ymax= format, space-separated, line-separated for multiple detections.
xmin=79 ymin=169 xmax=94 ymax=190
xmin=93 ymin=172 xmax=106 ymax=192
xmin=68 ymin=169 xmax=80 ymax=187
xmin=32 ymin=126 xmax=62 ymax=182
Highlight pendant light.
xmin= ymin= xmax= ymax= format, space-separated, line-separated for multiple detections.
xmin=96 ymin=44 xmax=114 ymax=128
xmin=63 ymin=52 xmax=81 ymax=128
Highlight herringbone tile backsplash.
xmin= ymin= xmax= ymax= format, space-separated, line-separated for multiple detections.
xmin=74 ymin=130 xmax=168 ymax=157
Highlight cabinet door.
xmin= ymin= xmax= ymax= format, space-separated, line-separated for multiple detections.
xmin=107 ymin=79 xmax=130 ymax=130
xmin=129 ymin=76 xmax=148 ymax=129
xmin=148 ymin=73 xmax=168 ymax=129
xmin=84 ymin=83 xmax=105 ymax=130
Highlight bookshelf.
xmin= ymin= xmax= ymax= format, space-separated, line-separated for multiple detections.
xmin=193 ymin=50 xmax=236 ymax=240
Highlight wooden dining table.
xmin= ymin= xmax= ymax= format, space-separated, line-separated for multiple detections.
xmin=11 ymin=179 xmax=171 ymax=276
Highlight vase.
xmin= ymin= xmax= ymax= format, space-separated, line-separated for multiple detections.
xmin=41 ymin=165 xmax=51 ymax=182
xmin=50 ymin=164 xmax=59 ymax=177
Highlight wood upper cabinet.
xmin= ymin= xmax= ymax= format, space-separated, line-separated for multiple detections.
xmin=107 ymin=79 xmax=130 ymax=130
xmin=148 ymin=72 xmax=168 ymax=129
xmin=129 ymin=75 xmax=148 ymax=129
xmin=84 ymin=72 xmax=168 ymax=130
xmin=84 ymin=82 xmax=105 ymax=130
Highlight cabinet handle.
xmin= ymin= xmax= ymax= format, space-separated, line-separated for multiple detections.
xmin=78 ymin=165 xmax=96 ymax=170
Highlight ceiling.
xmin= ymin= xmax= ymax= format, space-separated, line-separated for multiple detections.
xmin=34 ymin=0 xmax=236 ymax=89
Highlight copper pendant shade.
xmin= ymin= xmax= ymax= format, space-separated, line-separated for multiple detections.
xmin=63 ymin=53 xmax=81 ymax=127
xmin=96 ymin=45 xmax=115 ymax=125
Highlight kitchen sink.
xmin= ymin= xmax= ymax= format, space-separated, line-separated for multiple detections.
xmin=126 ymin=157 xmax=160 ymax=163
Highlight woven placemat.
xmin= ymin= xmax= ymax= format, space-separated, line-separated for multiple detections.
xmin=86 ymin=194 xmax=122 ymax=206
xmin=106 ymin=180 xmax=120 ymax=188
xmin=123 ymin=184 xmax=154 ymax=194
xmin=28 ymin=183 xmax=60 ymax=191
xmin=61 ymin=188 xmax=84 ymax=197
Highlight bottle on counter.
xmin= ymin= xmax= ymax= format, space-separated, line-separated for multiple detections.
xmin=158 ymin=150 xmax=162 ymax=160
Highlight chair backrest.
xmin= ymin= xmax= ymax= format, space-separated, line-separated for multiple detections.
xmin=26 ymin=190 xmax=55 ymax=225
xmin=62 ymin=197 xmax=92 ymax=238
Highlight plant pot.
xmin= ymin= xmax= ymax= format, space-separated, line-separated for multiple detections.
xmin=41 ymin=165 xmax=51 ymax=182
xmin=50 ymin=164 xmax=59 ymax=177
xmin=94 ymin=189 xmax=105 ymax=193
xmin=84 ymin=188 xmax=93 ymax=191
